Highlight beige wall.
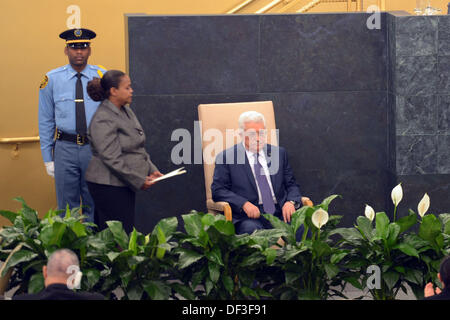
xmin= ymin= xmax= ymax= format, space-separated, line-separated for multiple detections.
xmin=0 ymin=0 xmax=447 ymax=226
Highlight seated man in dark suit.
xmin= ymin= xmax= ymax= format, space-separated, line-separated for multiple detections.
xmin=424 ymin=256 xmax=450 ymax=300
xmin=212 ymin=111 xmax=307 ymax=237
xmin=13 ymin=249 xmax=104 ymax=300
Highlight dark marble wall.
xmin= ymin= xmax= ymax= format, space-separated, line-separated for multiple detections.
xmin=388 ymin=13 xmax=450 ymax=217
xmin=126 ymin=12 xmax=448 ymax=233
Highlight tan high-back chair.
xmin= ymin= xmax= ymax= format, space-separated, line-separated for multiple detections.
xmin=198 ymin=101 xmax=312 ymax=222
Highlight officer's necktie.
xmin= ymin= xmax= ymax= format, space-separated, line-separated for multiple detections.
xmin=253 ymin=153 xmax=275 ymax=214
xmin=75 ymin=73 xmax=87 ymax=136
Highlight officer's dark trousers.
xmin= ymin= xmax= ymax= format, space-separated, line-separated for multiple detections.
xmin=86 ymin=182 xmax=135 ymax=234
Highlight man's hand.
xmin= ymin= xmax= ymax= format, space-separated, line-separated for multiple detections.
xmin=242 ymin=201 xmax=260 ymax=219
xmin=424 ymin=282 xmax=442 ymax=298
xmin=282 ymin=201 xmax=296 ymax=223
xmin=44 ymin=162 xmax=55 ymax=178
xmin=141 ymin=171 xmax=163 ymax=190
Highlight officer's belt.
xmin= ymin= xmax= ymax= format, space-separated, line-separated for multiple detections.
xmin=56 ymin=130 xmax=89 ymax=146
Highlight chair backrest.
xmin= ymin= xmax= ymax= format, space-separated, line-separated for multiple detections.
xmin=197 ymin=101 xmax=277 ymax=204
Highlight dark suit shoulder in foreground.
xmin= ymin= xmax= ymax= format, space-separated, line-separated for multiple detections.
xmin=12 ymin=284 xmax=105 ymax=300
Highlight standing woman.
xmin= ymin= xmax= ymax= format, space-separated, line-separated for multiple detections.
xmin=85 ymin=70 xmax=162 ymax=233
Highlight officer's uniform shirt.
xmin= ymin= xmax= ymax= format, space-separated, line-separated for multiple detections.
xmin=38 ymin=64 xmax=106 ymax=162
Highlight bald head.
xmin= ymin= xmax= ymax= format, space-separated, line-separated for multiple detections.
xmin=46 ymin=249 xmax=79 ymax=278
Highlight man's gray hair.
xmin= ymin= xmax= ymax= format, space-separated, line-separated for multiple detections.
xmin=238 ymin=111 xmax=266 ymax=132
xmin=46 ymin=249 xmax=79 ymax=278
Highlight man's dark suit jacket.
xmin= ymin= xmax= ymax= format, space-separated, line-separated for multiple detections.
xmin=211 ymin=143 xmax=302 ymax=223
xmin=12 ymin=283 xmax=105 ymax=300
xmin=424 ymin=287 xmax=450 ymax=300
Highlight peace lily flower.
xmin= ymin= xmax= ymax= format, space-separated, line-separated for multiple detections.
xmin=418 ymin=193 xmax=430 ymax=218
xmin=391 ymin=183 xmax=403 ymax=207
xmin=365 ymin=204 xmax=375 ymax=221
xmin=312 ymin=208 xmax=329 ymax=229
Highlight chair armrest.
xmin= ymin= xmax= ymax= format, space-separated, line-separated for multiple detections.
xmin=301 ymin=197 xmax=313 ymax=207
xmin=206 ymin=200 xmax=232 ymax=222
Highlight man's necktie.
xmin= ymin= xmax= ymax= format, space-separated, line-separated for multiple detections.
xmin=75 ymin=73 xmax=87 ymax=136
xmin=254 ymin=154 xmax=275 ymax=214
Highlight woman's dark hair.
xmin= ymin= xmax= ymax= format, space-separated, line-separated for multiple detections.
xmin=87 ymin=70 xmax=126 ymax=102
xmin=440 ymin=256 xmax=450 ymax=287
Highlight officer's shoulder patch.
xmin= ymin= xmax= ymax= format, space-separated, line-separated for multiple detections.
xmin=39 ymin=75 xmax=49 ymax=89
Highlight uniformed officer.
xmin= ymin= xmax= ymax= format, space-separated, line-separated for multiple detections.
xmin=38 ymin=28 xmax=106 ymax=222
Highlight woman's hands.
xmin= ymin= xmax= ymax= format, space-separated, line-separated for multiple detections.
xmin=141 ymin=171 xmax=163 ymax=190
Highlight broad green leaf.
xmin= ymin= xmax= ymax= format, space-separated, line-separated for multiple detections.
xmin=84 ymin=269 xmax=101 ymax=290
xmin=291 ymin=208 xmax=306 ymax=235
xmin=387 ymin=223 xmax=401 ymax=247
xmin=201 ymin=213 xmax=215 ymax=227
xmin=2 ymin=249 xmax=38 ymax=276
xmin=155 ymin=226 xmax=167 ymax=259
xmin=319 ymin=195 xmax=341 ymax=211
xmin=331 ymin=251 xmax=348 ymax=264
xmin=208 ymin=261 xmax=220 ymax=283
xmin=20 ymin=207 xmax=39 ymax=227
xmin=191 ymin=267 xmax=208 ymax=290
xmin=383 ymin=271 xmax=400 ymax=292
xmin=128 ymin=228 xmax=138 ymax=255
xmin=182 ymin=213 xmax=203 ymax=237
xmin=419 ymin=214 xmax=442 ymax=244
xmin=127 ymin=256 xmax=146 ymax=269
xmin=38 ymin=222 xmax=67 ymax=247
xmin=28 ymin=272 xmax=45 ymax=294
xmin=154 ymin=217 xmax=178 ymax=238
xmin=263 ymin=214 xmax=294 ymax=243
xmin=106 ymin=221 xmax=129 ymax=250
xmin=331 ymin=228 xmax=363 ymax=242
xmin=344 ymin=276 xmax=363 ymax=290
xmin=405 ymin=269 xmax=423 ymax=286
xmin=312 ymin=241 xmax=332 ymax=258
xmin=205 ymin=277 xmax=214 ymax=296
xmin=394 ymin=266 xmax=405 ymax=274
xmin=0 ymin=210 xmax=18 ymax=224
xmin=324 ymin=263 xmax=340 ymax=280
xmin=357 ymin=216 xmax=373 ymax=240
xmin=120 ymin=269 xmax=133 ymax=288
xmin=213 ymin=220 xmax=235 ymax=236
xmin=280 ymin=246 xmax=308 ymax=262
xmin=393 ymin=243 xmax=419 ymax=258
xmin=222 ymin=275 xmax=234 ymax=294
xmin=240 ymin=252 xmax=265 ymax=267
xmin=178 ymin=250 xmax=203 ymax=269
xmin=375 ymin=212 xmax=390 ymax=240
xmin=438 ymin=214 xmax=450 ymax=234
xmin=396 ymin=212 xmax=417 ymax=234
xmin=69 ymin=221 xmax=87 ymax=237
xmin=206 ymin=246 xmax=223 ymax=266
xmin=127 ymin=284 xmax=144 ymax=300
xmin=285 ymin=272 xmax=301 ymax=285
xmin=171 ymin=283 xmax=196 ymax=300
xmin=241 ymin=286 xmax=259 ymax=299
xmin=264 ymin=248 xmax=277 ymax=265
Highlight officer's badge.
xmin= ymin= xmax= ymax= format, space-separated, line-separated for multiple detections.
xmin=74 ymin=29 xmax=83 ymax=37
xmin=39 ymin=75 xmax=48 ymax=89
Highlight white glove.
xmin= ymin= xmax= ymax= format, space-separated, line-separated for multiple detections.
xmin=45 ymin=161 xmax=55 ymax=178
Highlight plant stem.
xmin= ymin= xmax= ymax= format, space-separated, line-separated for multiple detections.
xmin=393 ymin=205 xmax=397 ymax=222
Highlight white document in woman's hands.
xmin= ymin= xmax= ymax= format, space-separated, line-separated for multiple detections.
xmin=151 ymin=167 xmax=187 ymax=183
